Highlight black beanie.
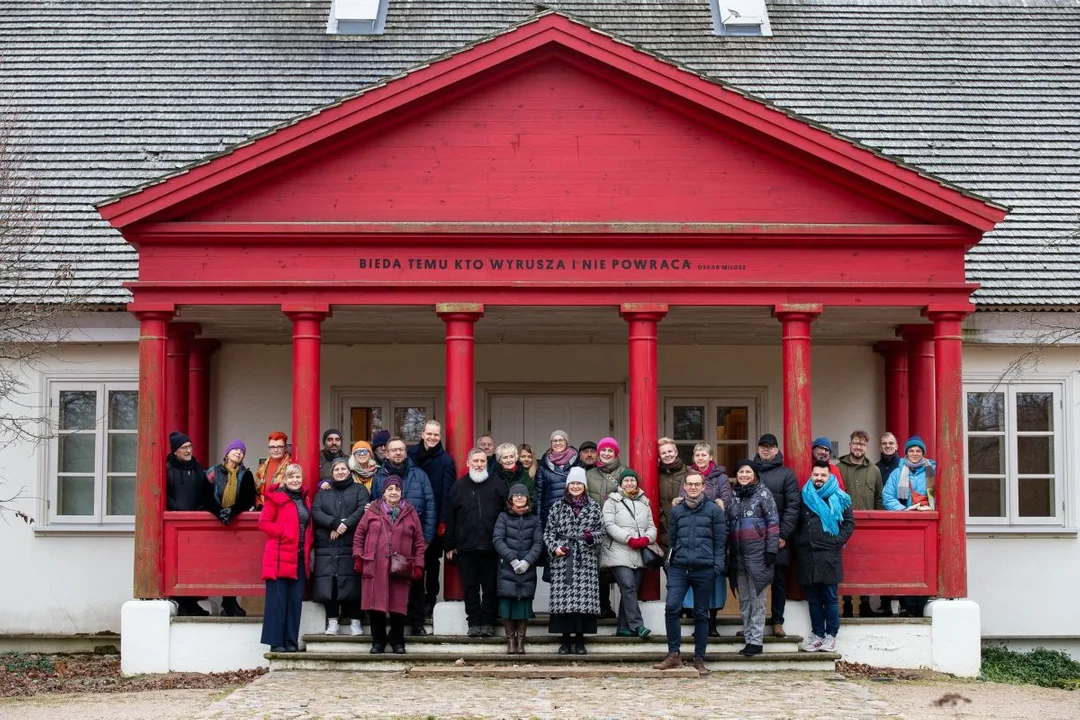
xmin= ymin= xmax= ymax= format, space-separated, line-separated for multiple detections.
xmin=169 ymin=431 xmax=192 ymax=453
xmin=322 ymin=428 xmax=343 ymax=443
xmin=371 ymin=430 xmax=391 ymax=450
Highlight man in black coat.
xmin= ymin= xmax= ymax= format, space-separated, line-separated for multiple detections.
xmin=445 ymin=448 xmax=509 ymax=637
xmin=318 ymin=428 xmax=347 ymax=481
xmin=165 ymin=431 xmax=209 ymax=616
xmin=752 ymin=433 xmax=801 ymax=637
xmin=409 ymin=420 xmax=458 ymax=615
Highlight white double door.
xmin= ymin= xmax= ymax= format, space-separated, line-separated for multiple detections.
xmin=487 ymin=393 xmax=614 ymax=612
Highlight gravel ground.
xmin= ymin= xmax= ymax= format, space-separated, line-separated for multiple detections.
xmin=0 ymin=688 xmax=229 ymax=720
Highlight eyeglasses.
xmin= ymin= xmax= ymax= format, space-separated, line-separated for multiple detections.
xmin=268 ymin=445 xmax=286 ymax=451
xmin=850 ymin=441 xmax=868 ymax=447
xmin=178 ymin=443 xmax=193 ymax=451
xmin=354 ymin=449 xmax=371 ymax=456
xmin=684 ymin=482 xmax=704 ymax=488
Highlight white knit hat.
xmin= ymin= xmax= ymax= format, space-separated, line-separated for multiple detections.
xmin=567 ymin=466 xmax=587 ymax=486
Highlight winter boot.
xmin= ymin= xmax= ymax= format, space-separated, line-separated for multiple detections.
xmin=515 ymin=621 xmax=528 ymax=654
xmin=708 ymin=609 xmax=720 ymax=637
xmin=653 ymin=652 xmax=682 ymax=670
xmin=503 ymin=620 xmax=516 ymax=654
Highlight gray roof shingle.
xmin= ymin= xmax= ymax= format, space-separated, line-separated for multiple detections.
xmin=2 ymin=0 xmax=1078 ymax=306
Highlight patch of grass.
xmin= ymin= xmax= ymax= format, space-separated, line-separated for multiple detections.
xmin=979 ymin=645 xmax=1080 ymax=690
xmin=0 ymin=653 xmax=55 ymax=674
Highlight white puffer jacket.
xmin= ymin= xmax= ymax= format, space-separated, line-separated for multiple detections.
xmin=600 ymin=491 xmax=657 ymax=569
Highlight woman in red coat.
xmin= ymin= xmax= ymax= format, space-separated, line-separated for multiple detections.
xmin=353 ymin=475 xmax=425 ymax=654
xmin=259 ymin=463 xmax=313 ymax=653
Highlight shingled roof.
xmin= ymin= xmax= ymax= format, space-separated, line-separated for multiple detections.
xmin=2 ymin=0 xmax=1078 ymax=306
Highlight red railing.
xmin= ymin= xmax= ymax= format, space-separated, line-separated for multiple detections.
xmin=162 ymin=509 xmax=939 ymax=598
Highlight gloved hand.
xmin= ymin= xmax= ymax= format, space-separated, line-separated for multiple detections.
xmin=628 ymin=537 xmax=649 ymax=550
xmin=511 ymin=559 xmax=528 ymax=574
xmin=353 ymin=556 xmax=363 ymax=573
xmin=319 ymin=481 xmax=331 ymax=491
xmin=412 ymin=565 xmax=424 ymax=581
xmin=217 ymin=507 xmax=232 ymax=525
xmin=582 ymin=530 xmax=594 ymax=545
xmin=765 ymin=552 xmax=777 ymax=566
xmin=437 ymin=522 xmax=446 ymax=538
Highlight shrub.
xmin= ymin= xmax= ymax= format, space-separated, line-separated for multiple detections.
xmin=980 ymin=645 xmax=1080 ymax=690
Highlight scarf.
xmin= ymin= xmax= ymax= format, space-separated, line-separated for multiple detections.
xmin=692 ymin=461 xmax=716 ymax=477
xmin=681 ymin=493 xmax=704 ymax=511
xmin=547 ymin=446 xmax=576 ymax=467
xmin=564 ymin=491 xmax=588 ymax=516
xmin=381 ymin=500 xmax=402 ymax=524
xmin=383 ymin=459 xmax=407 ymax=476
xmin=322 ymin=448 xmax=344 ymax=463
xmin=659 ymin=457 xmax=685 ymax=473
xmin=221 ymin=464 xmax=240 ymax=508
xmin=255 ymin=454 xmax=290 ymax=503
xmin=510 ymin=503 xmax=531 ymax=516
xmin=802 ymin=475 xmax=852 ymax=536
xmin=621 ymin=486 xmax=641 ymax=499
xmin=898 ymin=459 xmax=935 ymax=507
xmin=734 ymin=479 xmax=759 ymax=498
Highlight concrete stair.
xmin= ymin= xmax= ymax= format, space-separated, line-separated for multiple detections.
xmin=266 ymin=617 xmax=839 ymax=674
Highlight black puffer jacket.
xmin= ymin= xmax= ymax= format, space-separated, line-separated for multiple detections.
xmin=753 ymin=452 xmax=801 ymax=565
xmin=445 ymin=476 xmax=509 ymax=553
xmin=794 ymin=502 xmax=855 ymax=586
xmin=492 ymin=504 xmax=544 ymax=600
xmin=409 ymin=441 xmax=457 ymax=523
xmin=311 ymin=478 xmax=370 ymax=603
xmin=166 ymin=453 xmax=207 ymax=511
xmin=668 ymin=499 xmax=727 ymax=573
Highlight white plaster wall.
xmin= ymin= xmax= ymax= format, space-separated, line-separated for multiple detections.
xmin=0 ymin=343 xmax=138 ymax=634
xmin=964 ymin=345 xmax=1080 ymax=644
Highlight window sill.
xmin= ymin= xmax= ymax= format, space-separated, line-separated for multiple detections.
xmin=34 ymin=524 xmax=135 ymax=537
xmin=967 ymin=526 xmax=1077 ymax=539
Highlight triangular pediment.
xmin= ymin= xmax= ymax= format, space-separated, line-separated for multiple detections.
xmin=99 ymin=12 xmax=1005 ymax=233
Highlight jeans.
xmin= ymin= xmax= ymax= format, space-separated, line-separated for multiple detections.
xmin=458 ymin=550 xmax=499 ymax=627
xmin=770 ymin=562 xmax=788 ymax=624
xmin=664 ymin=566 xmax=714 ymax=658
xmin=610 ymin=566 xmax=644 ymax=631
xmin=804 ymin=583 xmax=840 ymax=637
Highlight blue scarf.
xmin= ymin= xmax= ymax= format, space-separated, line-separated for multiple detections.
xmin=801 ymin=475 xmax=851 ymax=536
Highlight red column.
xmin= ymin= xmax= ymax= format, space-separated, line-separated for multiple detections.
xmin=899 ymin=324 xmax=936 ymax=456
xmin=874 ymin=340 xmax=910 ymax=442
xmin=437 ymin=303 xmax=484 ymax=602
xmin=774 ymin=305 xmax=822 ymax=484
xmin=131 ymin=306 xmax=174 ymax=599
xmin=284 ymin=305 xmax=330 ymax=497
xmin=187 ymin=338 xmax=220 ymax=464
xmin=165 ymin=323 xmax=199 ymax=436
xmin=621 ymin=302 xmax=667 ymax=602
xmin=929 ymin=309 xmax=970 ymax=598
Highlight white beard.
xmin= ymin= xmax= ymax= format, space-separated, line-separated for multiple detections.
xmin=469 ymin=468 xmax=489 ymax=483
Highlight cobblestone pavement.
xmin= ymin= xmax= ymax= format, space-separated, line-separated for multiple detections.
xmin=193 ymin=671 xmax=893 ymax=719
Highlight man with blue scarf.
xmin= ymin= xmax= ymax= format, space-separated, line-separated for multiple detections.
xmin=795 ymin=460 xmax=855 ymax=653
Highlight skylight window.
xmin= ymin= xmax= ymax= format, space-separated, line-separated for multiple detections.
xmin=710 ymin=0 xmax=773 ymax=37
xmin=328 ymin=0 xmax=389 ymax=35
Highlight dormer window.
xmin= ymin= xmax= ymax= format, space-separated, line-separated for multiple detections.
xmin=328 ymin=0 xmax=389 ymax=35
xmin=710 ymin=0 xmax=772 ymax=37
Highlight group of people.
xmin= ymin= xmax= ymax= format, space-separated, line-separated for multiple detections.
xmin=164 ymin=421 xmax=935 ymax=667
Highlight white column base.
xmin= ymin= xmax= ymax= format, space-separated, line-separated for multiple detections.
xmin=433 ymin=600 xmax=468 ymax=635
xmin=928 ymin=598 xmax=981 ymax=677
xmin=640 ymin=600 xmax=666 ymax=634
xmin=298 ymin=601 xmax=327 ymax=650
xmin=779 ymin=599 xmax=812 ymax=638
xmin=120 ymin=600 xmax=173 ymax=676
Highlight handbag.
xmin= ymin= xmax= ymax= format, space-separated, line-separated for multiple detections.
xmin=619 ymin=498 xmax=664 ymax=569
xmin=384 ymin=516 xmax=414 ymax=579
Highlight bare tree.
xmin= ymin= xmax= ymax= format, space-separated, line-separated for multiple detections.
xmin=0 ymin=113 xmax=98 ymax=523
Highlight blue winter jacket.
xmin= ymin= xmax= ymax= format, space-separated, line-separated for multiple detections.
xmin=372 ymin=459 xmax=437 ymax=542
xmin=668 ymin=499 xmax=727 ymax=575
xmin=536 ymin=448 xmax=579 ymax=528
xmin=408 ymin=441 xmax=457 ymax=524
xmin=883 ymin=459 xmax=936 ymax=511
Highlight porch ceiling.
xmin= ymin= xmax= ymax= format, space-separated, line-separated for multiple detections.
xmin=176 ymin=306 xmax=926 ymax=345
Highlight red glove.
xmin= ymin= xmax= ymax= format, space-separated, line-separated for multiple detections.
xmin=412 ymin=565 xmax=424 ymax=581
xmin=629 ymin=537 xmax=648 ymax=550
xmin=353 ymin=557 xmax=363 ymax=573
xmin=437 ymin=522 xmax=446 ymax=538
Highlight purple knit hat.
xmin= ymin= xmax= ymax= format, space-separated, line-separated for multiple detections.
xmin=223 ymin=439 xmax=246 ymax=459
xmin=383 ymin=475 xmax=403 ymax=490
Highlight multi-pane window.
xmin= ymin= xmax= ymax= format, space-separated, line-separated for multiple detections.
xmin=347 ymin=399 xmax=434 ymax=447
xmin=665 ymin=399 xmax=756 ymax=473
xmin=965 ymin=384 xmax=1063 ymax=525
xmin=49 ymin=381 xmax=138 ymax=524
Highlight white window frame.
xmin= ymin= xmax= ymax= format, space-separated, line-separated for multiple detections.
xmin=661 ymin=387 xmax=767 ymax=468
xmin=332 ymin=387 xmax=444 ymax=447
xmin=43 ymin=377 xmax=139 ymax=526
xmin=964 ymin=379 xmax=1067 ymax=529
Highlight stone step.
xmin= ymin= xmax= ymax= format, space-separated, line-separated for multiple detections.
xmin=267 ymin=650 xmax=839 ymax=673
xmin=302 ymin=634 xmax=805 ymax=655
xmin=404 ymin=665 xmax=702 ymax=679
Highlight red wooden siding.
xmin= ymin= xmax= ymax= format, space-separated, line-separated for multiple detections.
xmin=184 ymin=59 xmax=923 ymax=226
xmin=162 ymin=509 xmax=939 ymax=598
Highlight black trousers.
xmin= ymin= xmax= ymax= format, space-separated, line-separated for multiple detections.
xmin=770 ymin=562 xmax=788 ymax=625
xmin=261 ymin=559 xmax=306 ymax=650
xmin=424 ymin=536 xmax=443 ymax=605
xmin=458 ymin=550 xmax=499 ymax=627
xmin=598 ymin=568 xmax=614 ymax=614
xmin=406 ymin=577 xmax=426 ymax=628
xmin=323 ymin=577 xmax=361 ymax=621
xmin=369 ymin=611 xmax=406 ymax=647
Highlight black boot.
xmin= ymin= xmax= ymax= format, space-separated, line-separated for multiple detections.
xmin=221 ymin=596 xmax=245 ymax=617
xmin=557 ymin=633 xmax=572 ymax=654
xmin=574 ymin=633 xmax=587 ymax=655
xmin=841 ymin=597 xmax=854 ymax=619
xmin=708 ymin=609 xmax=720 ymax=637
xmin=859 ymin=599 xmax=880 ymax=618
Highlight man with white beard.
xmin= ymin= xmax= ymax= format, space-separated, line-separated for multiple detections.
xmin=445 ymin=448 xmax=509 ymax=637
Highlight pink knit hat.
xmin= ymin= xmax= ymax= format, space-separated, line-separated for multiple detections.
xmin=597 ymin=437 xmax=620 ymax=456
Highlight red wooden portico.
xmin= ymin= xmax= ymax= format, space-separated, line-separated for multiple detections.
xmin=100 ymin=12 xmax=1005 ymax=605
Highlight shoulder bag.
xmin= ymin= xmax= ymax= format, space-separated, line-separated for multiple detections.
xmin=619 ymin=498 xmax=666 ymax=569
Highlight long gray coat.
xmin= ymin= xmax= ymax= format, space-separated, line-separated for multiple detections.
xmin=600 ymin=491 xmax=657 ymax=570
xmin=543 ymin=496 xmax=606 ymax=615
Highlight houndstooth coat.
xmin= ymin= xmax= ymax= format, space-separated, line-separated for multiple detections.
xmin=543 ymin=496 xmax=606 ymax=615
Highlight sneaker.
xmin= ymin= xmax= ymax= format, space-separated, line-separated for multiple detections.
xmin=324 ymin=618 xmax=340 ymax=635
xmin=801 ymin=633 xmax=824 ymax=652
xmin=653 ymin=652 xmax=682 ymax=670
xmin=692 ymin=656 xmax=710 ymax=677
xmin=467 ymin=625 xmax=482 ymax=638
xmin=349 ymin=620 xmax=363 ymax=636
xmin=411 ymin=625 xmax=428 ymax=636
xmin=615 ymin=628 xmax=634 ymax=637
xmin=635 ymin=626 xmax=652 ymax=639
xmin=479 ymin=624 xmax=495 ymax=638
xmin=738 ymin=643 xmax=762 ymax=657
xmin=819 ymin=634 xmax=837 ymax=652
